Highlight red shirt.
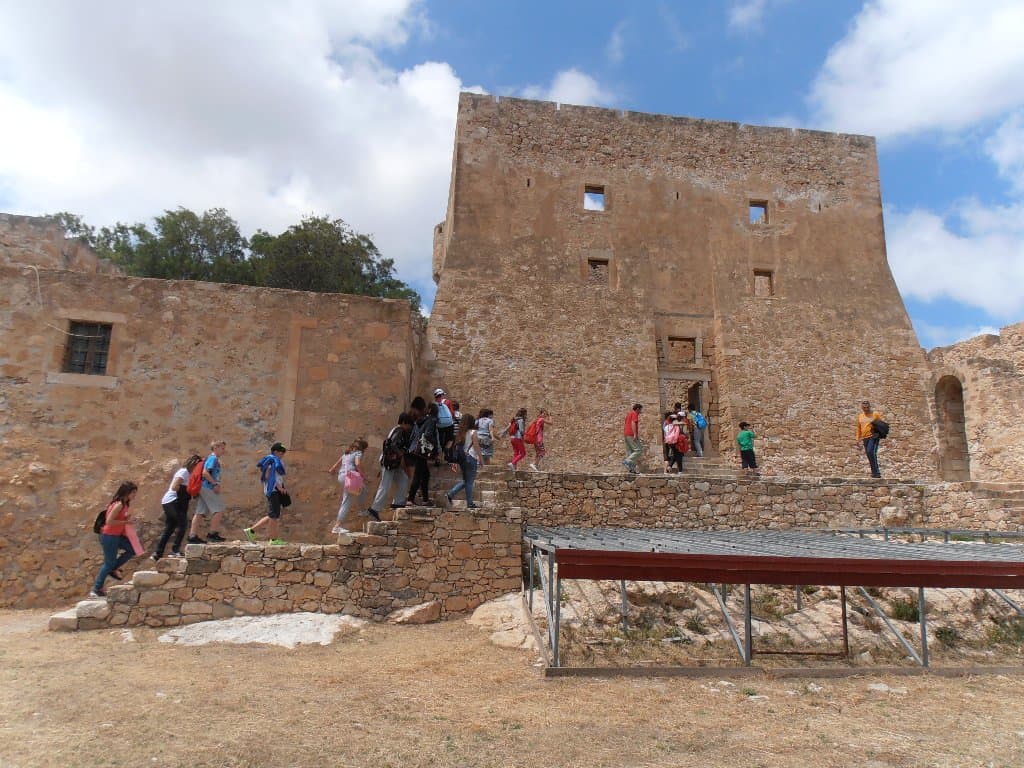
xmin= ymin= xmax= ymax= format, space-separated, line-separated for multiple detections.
xmin=624 ymin=410 xmax=639 ymax=437
xmin=100 ymin=501 xmax=129 ymax=536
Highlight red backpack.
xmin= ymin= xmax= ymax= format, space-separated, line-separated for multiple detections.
xmin=186 ymin=460 xmax=205 ymax=498
xmin=523 ymin=419 xmax=541 ymax=445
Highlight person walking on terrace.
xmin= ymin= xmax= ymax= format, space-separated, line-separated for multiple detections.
xmin=153 ymin=454 xmax=202 ymax=561
xmin=623 ymin=403 xmax=643 ymax=473
xmin=689 ymin=405 xmax=707 ymax=457
xmin=444 ymin=413 xmax=482 ymax=509
xmin=329 ymin=438 xmax=368 ymax=534
xmin=736 ymin=422 xmax=758 ymax=475
xmin=408 ymin=401 xmax=440 ymax=506
xmin=501 ymin=408 xmax=528 ymax=470
xmin=365 ymin=412 xmax=414 ymax=520
xmin=244 ymin=442 xmax=289 ymax=544
xmin=476 ymin=408 xmax=495 ymax=466
xmin=856 ymin=400 xmax=885 ymax=478
xmin=188 ymin=440 xmax=228 ymax=544
xmin=90 ymin=481 xmax=139 ymax=598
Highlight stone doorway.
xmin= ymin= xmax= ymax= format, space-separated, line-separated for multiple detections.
xmin=659 ymin=376 xmax=715 ymax=454
xmin=935 ymin=375 xmax=970 ymax=481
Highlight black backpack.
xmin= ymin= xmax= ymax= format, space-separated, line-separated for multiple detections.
xmin=871 ymin=419 xmax=890 ymax=439
xmin=92 ymin=507 xmax=107 ymax=534
xmin=380 ymin=427 xmax=405 ymax=470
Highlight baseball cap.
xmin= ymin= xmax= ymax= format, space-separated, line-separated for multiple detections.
xmin=271 ymin=442 xmax=287 ymax=453
xmin=433 ymin=388 xmax=445 ymax=396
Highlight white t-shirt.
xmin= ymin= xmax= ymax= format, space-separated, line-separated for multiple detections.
xmin=161 ymin=467 xmax=190 ymax=505
xmin=464 ymin=430 xmax=480 ymax=462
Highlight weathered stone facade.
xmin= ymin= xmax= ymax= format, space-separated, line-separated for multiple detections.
xmin=428 ymin=93 xmax=936 ymax=478
xmin=50 ymin=508 xmax=523 ymax=631
xmin=0 ymin=213 xmax=118 ymax=274
xmin=928 ymin=322 xmax=1024 ymax=483
xmin=1 ymin=252 xmax=423 ymax=607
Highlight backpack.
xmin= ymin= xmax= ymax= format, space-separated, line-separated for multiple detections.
xmin=380 ymin=427 xmax=405 ymax=470
xmin=523 ymin=419 xmax=541 ymax=445
xmin=508 ymin=418 xmax=521 ymax=438
xmin=694 ymin=411 xmax=707 ymax=429
xmin=92 ymin=506 xmax=107 ymax=534
xmin=436 ymin=401 xmax=454 ymax=428
xmin=664 ymin=424 xmax=680 ymax=445
xmin=186 ymin=460 xmax=205 ymax=498
xmin=871 ymin=418 xmax=890 ymax=439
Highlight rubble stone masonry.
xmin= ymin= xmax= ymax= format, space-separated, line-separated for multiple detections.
xmin=427 ymin=94 xmax=936 ymax=478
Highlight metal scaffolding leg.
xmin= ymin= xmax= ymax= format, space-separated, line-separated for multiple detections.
xmin=840 ymin=586 xmax=850 ymax=657
xmin=711 ymin=583 xmax=746 ymax=663
xmin=553 ymin=573 xmax=562 ymax=667
xmin=992 ymin=588 xmax=1024 ymax=616
xmin=918 ymin=587 xmax=929 ymax=668
xmin=744 ymin=584 xmax=753 ymax=666
xmin=527 ymin=544 xmax=535 ymax=611
xmin=857 ymin=587 xmax=924 ymax=665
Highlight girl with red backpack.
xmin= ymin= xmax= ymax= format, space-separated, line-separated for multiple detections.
xmin=500 ymin=407 xmax=528 ymax=470
xmin=525 ymin=409 xmax=550 ymax=471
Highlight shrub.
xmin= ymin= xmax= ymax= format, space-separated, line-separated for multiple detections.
xmin=934 ymin=626 xmax=960 ymax=647
xmin=988 ymin=617 xmax=1024 ymax=645
xmin=889 ymin=598 xmax=920 ymax=622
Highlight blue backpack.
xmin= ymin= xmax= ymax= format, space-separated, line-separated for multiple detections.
xmin=694 ymin=411 xmax=707 ymax=429
xmin=436 ymin=401 xmax=454 ymax=428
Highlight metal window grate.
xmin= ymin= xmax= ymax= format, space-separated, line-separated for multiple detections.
xmin=63 ymin=321 xmax=112 ymax=375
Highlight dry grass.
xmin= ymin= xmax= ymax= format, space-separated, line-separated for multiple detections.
xmin=1 ymin=609 xmax=1024 ymax=767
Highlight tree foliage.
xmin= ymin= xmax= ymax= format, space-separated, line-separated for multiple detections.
xmin=50 ymin=208 xmax=421 ymax=312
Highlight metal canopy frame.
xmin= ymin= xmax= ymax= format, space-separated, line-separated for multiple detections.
xmin=523 ymin=527 xmax=1024 ymax=672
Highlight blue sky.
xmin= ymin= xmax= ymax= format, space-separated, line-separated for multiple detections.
xmin=1 ymin=0 xmax=1022 ymax=348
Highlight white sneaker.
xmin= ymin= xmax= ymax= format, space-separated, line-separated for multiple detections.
xmin=529 ymin=463 xmax=538 ymax=471
xmin=331 ymin=525 xmax=349 ymax=535
xmin=508 ymin=463 xmax=515 ymax=470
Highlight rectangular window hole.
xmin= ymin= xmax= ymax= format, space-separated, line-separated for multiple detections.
xmin=664 ymin=337 xmax=696 ymax=366
xmin=526 ymin=177 xmax=532 ymax=188
xmin=749 ymin=200 xmax=768 ymax=224
xmin=63 ymin=321 xmax=113 ymax=375
xmin=587 ymin=258 xmax=610 ymax=285
xmin=754 ymin=269 xmax=774 ymax=297
xmin=584 ymin=185 xmax=606 ymax=211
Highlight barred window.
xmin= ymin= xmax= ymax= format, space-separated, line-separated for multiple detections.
xmin=63 ymin=321 xmax=112 ymax=375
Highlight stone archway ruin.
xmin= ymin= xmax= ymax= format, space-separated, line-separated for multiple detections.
xmin=935 ymin=375 xmax=970 ymax=481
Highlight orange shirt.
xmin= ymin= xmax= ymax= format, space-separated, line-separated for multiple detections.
xmin=100 ymin=501 xmax=130 ymax=536
xmin=856 ymin=411 xmax=883 ymax=440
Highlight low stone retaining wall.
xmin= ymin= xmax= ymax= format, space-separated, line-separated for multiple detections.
xmin=51 ymin=510 xmax=522 ymax=631
xmin=503 ymin=474 xmax=1024 ymax=532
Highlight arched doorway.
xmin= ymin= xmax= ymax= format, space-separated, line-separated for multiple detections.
xmin=935 ymin=375 xmax=970 ymax=481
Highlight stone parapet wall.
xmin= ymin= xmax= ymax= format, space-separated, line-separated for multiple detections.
xmin=0 ymin=214 xmax=117 ymax=273
xmin=54 ymin=510 xmax=523 ymax=631
xmin=503 ymin=473 xmax=1024 ymax=532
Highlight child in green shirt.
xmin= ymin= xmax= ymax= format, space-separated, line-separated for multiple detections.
xmin=736 ymin=422 xmax=757 ymax=475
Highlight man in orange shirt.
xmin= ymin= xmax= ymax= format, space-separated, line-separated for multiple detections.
xmin=623 ymin=403 xmax=643 ymax=473
xmin=856 ymin=400 xmax=884 ymax=478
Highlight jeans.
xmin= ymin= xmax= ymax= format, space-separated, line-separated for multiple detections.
xmin=624 ymin=436 xmax=643 ymax=468
xmin=337 ymin=484 xmax=366 ymax=526
xmin=864 ymin=437 xmax=881 ymax=477
xmin=448 ymin=456 xmax=479 ymax=506
xmin=155 ymin=499 xmax=188 ymax=557
xmin=691 ymin=426 xmax=705 ymax=457
xmin=93 ymin=533 xmax=134 ymax=593
xmin=371 ymin=466 xmax=410 ymax=511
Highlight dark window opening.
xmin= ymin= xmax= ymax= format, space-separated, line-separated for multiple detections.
xmin=675 ymin=191 xmax=680 ymax=201
xmin=664 ymin=337 xmax=696 ymax=366
xmin=587 ymin=258 xmax=610 ymax=285
xmin=526 ymin=178 xmax=532 ymax=188
xmin=584 ymin=185 xmax=606 ymax=211
xmin=754 ymin=269 xmax=774 ymax=297
xmin=63 ymin=321 xmax=112 ymax=375
xmin=749 ymin=201 xmax=768 ymax=224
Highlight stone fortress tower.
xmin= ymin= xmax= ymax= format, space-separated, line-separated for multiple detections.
xmin=428 ymin=93 xmax=937 ymax=477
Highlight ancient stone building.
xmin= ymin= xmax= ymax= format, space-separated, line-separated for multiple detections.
xmin=429 ymin=93 xmax=936 ymax=477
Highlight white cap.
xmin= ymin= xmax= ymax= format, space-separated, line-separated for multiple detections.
xmin=433 ymin=388 xmax=445 ymax=396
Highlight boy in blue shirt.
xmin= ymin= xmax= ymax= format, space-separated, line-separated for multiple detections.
xmin=244 ymin=442 xmax=288 ymax=544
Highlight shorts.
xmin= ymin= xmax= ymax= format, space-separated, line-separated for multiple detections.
xmin=194 ymin=485 xmax=226 ymax=516
xmin=266 ymin=491 xmax=282 ymax=520
xmin=740 ymin=449 xmax=758 ymax=469
xmin=479 ymin=439 xmax=494 ymax=458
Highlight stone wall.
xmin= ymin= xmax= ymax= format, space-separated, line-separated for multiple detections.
xmin=427 ymin=93 xmax=937 ymax=479
xmin=928 ymin=323 xmax=1024 ymax=482
xmin=0 ymin=261 xmax=423 ymax=607
xmin=0 ymin=214 xmax=117 ymax=273
xmin=503 ymin=473 xmax=1024 ymax=532
xmin=52 ymin=509 xmax=523 ymax=630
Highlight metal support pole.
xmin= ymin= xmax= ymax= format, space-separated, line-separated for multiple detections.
xmin=840 ymin=586 xmax=850 ymax=657
xmin=883 ymin=529 xmax=889 ymax=542
xmin=547 ymin=554 xmax=556 ymax=661
xmin=744 ymin=584 xmax=753 ymax=666
xmin=992 ymin=588 xmax=1024 ymax=616
xmin=711 ymin=583 xmax=746 ymax=662
xmin=918 ymin=587 xmax=929 ymax=668
xmin=796 ymin=586 xmax=802 ymax=612
xmin=857 ymin=587 xmax=923 ymax=665
xmin=527 ymin=545 xmax=535 ymax=611
xmin=553 ymin=573 xmax=562 ymax=668
xmin=619 ymin=580 xmax=629 ymax=632
xmin=721 ymin=582 xmax=727 ymax=602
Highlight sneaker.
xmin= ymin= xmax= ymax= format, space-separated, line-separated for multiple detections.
xmin=467 ymin=503 xmax=479 ymax=509
xmin=206 ymin=531 xmax=226 ymax=543
xmin=508 ymin=462 xmax=515 ymax=470
xmin=88 ymin=589 xmax=106 ymax=599
xmin=622 ymin=460 xmax=632 ymax=471
xmin=168 ymin=551 xmax=184 ymax=559
xmin=367 ymin=509 xmax=381 ymax=522
xmin=269 ymin=538 xmax=287 ymax=545
xmin=390 ymin=502 xmax=407 ymax=509
xmin=110 ymin=569 xmax=123 ymax=581
xmin=331 ymin=526 xmax=348 ymax=535
xmin=529 ymin=463 xmax=538 ymax=471
xmin=151 ymin=552 xmax=162 ymax=562
xmin=243 ymin=528 xmax=257 ymax=543
xmin=441 ymin=494 xmax=452 ymax=510
xmin=187 ymin=535 xmax=206 ymax=545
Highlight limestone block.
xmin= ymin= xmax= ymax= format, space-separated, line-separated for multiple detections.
xmin=181 ymin=601 xmax=214 ymax=615
xmin=443 ymin=596 xmax=469 ymax=613
xmin=264 ymin=544 xmax=302 ymax=559
xmin=107 ymin=585 xmax=139 ymax=605
xmin=132 ymin=571 xmax=169 ymax=588
xmin=211 ymin=602 xmax=236 ymax=619
xmin=220 ymin=556 xmax=245 ymax=575
xmin=78 ymin=617 xmax=108 ymax=631
xmin=206 ymin=573 xmax=236 ymax=590
xmin=75 ymin=599 xmax=111 ymax=620
xmin=231 ymin=596 xmax=264 ymax=614
xmin=138 ymin=590 xmax=171 ymax=606
xmin=387 ymin=600 xmax=441 ymax=624
xmin=48 ymin=608 xmax=79 ymax=632
xmin=185 ymin=559 xmax=220 ymax=575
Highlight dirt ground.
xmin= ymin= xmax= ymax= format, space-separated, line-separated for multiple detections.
xmin=1 ymin=609 xmax=1023 ymax=768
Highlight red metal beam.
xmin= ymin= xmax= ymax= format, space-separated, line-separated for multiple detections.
xmin=555 ymin=549 xmax=1024 ymax=589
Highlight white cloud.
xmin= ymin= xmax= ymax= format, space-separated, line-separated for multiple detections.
xmin=521 ymin=69 xmax=615 ymax=108
xmin=986 ymin=110 xmax=1024 ymax=193
xmin=605 ymin=20 xmax=628 ymax=65
xmin=886 ymin=202 xmax=1024 ymax=319
xmin=809 ymin=0 xmax=1024 ymax=138
xmin=728 ymin=0 xmax=769 ymax=31
xmin=0 ymin=0 xmax=463 ymax=297
xmin=914 ymin=322 xmax=1000 ymax=350
xmin=657 ymin=4 xmax=690 ymax=51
